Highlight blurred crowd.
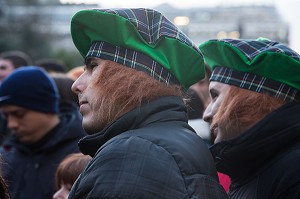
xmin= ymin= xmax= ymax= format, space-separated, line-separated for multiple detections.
xmin=0 ymin=7 xmax=299 ymax=199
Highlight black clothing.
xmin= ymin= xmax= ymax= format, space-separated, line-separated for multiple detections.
xmin=69 ymin=96 xmax=228 ymax=199
xmin=210 ymin=102 xmax=300 ymax=199
xmin=0 ymin=102 xmax=86 ymax=199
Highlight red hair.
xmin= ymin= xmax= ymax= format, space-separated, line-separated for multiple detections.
xmin=90 ymin=60 xmax=183 ymax=125
xmin=55 ymin=153 xmax=91 ymax=189
xmin=212 ymin=86 xmax=286 ymax=140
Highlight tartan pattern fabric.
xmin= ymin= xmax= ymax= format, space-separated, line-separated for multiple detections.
xmin=87 ymin=41 xmax=179 ymax=85
xmin=211 ymin=66 xmax=300 ymax=102
xmin=94 ymin=8 xmax=201 ymax=55
xmin=219 ymin=38 xmax=300 ymax=62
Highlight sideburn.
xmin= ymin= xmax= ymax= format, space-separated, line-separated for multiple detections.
xmin=91 ymin=60 xmax=182 ymax=124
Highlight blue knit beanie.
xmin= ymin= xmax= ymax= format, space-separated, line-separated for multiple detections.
xmin=0 ymin=66 xmax=59 ymax=113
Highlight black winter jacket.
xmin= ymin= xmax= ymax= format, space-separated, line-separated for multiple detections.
xmin=0 ymin=102 xmax=86 ymax=199
xmin=210 ymin=102 xmax=300 ymax=199
xmin=69 ymin=96 xmax=228 ymax=199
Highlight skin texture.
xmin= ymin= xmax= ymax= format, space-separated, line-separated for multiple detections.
xmin=203 ymin=81 xmax=286 ymax=144
xmin=52 ymin=184 xmax=71 ymax=199
xmin=203 ymin=82 xmax=231 ymax=143
xmin=0 ymin=105 xmax=59 ymax=144
xmin=71 ymin=57 xmax=181 ymax=134
xmin=0 ymin=59 xmax=15 ymax=82
xmin=71 ymin=58 xmax=132 ymax=134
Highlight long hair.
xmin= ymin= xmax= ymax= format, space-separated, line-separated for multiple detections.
xmin=90 ymin=60 xmax=183 ymax=126
xmin=212 ymin=86 xmax=286 ymax=140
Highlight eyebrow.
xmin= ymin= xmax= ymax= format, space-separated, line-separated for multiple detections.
xmin=84 ymin=57 xmax=95 ymax=65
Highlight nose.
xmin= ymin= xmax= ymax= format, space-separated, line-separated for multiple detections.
xmin=7 ymin=116 xmax=18 ymax=131
xmin=52 ymin=188 xmax=67 ymax=199
xmin=71 ymin=76 xmax=84 ymax=95
xmin=203 ymin=103 xmax=213 ymax=123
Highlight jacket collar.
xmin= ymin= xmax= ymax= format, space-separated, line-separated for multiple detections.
xmin=78 ymin=96 xmax=187 ymax=156
xmin=210 ymin=101 xmax=300 ymax=181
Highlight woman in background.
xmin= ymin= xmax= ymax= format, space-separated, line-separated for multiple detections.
xmin=53 ymin=153 xmax=91 ymax=199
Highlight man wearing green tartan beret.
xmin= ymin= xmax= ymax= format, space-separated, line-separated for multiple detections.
xmin=69 ymin=8 xmax=228 ymax=199
xmin=200 ymin=37 xmax=300 ymax=199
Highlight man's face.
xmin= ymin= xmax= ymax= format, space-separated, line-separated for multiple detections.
xmin=1 ymin=105 xmax=53 ymax=143
xmin=72 ymin=58 xmax=126 ymax=134
xmin=0 ymin=59 xmax=15 ymax=82
xmin=203 ymin=81 xmax=231 ymax=143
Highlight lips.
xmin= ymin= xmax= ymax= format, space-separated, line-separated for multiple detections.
xmin=79 ymin=101 xmax=87 ymax=106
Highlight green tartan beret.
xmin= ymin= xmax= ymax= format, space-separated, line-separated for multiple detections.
xmin=71 ymin=8 xmax=206 ymax=89
xmin=199 ymin=38 xmax=300 ymax=101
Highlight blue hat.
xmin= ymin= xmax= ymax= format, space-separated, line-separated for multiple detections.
xmin=0 ymin=66 xmax=59 ymax=113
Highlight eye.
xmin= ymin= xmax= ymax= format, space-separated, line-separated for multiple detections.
xmin=13 ymin=110 xmax=27 ymax=119
xmin=86 ymin=62 xmax=98 ymax=70
xmin=210 ymin=90 xmax=218 ymax=101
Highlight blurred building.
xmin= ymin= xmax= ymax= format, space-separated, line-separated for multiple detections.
xmin=155 ymin=3 xmax=289 ymax=45
xmin=0 ymin=2 xmax=289 ymax=50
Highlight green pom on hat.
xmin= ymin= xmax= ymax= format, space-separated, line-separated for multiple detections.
xmin=71 ymin=8 xmax=205 ymax=89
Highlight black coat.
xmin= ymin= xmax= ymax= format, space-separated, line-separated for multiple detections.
xmin=210 ymin=102 xmax=300 ymax=199
xmin=0 ymin=102 xmax=86 ymax=199
xmin=69 ymin=96 xmax=228 ymax=199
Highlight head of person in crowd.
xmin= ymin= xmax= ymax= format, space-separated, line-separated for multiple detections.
xmin=68 ymin=8 xmax=228 ymax=199
xmin=0 ymin=50 xmax=32 ymax=83
xmin=200 ymin=38 xmax=300 ymax=143
xmin=199 ymin=38 xmax=300 ymax=198
xmin=190 ymin=63 xmax=212 ymax=109
xmin=51 ymin=73 xmax=78 ymax=105
xmin=67 ymin=66 xmax=84 ymax=81
xmin=0 ymin=66 xmax=60 ymax=144
xmin=36 ymin=58 xmax=67 ymax=74
xmin=53 ymin=153 xmax=91 ymax=199
xmin=0 ymin=66 xmax=86 ymax=199
xmin=187 ymin=64 xmax=212 ymax=143
xmin=71 ymin=8 xmax=206 ymax=135
xmin=186 ymin=88 xmax=211 ymax=143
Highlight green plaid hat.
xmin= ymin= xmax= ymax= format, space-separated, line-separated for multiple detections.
xmin=71 ymin=8 xmax=205 ymax=89
xmin=199 ymin=38 xmax=300 ymax=101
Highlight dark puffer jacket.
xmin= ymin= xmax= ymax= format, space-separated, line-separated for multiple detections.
xmin=210 ymin=102 xmax=300 ymax=199
xmin=0 ymin=102 xmax=86 ymax=199
xmin=69 ymin=96 xmax=228 ymax=199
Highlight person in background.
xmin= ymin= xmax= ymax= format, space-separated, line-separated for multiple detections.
xmin=53 ymin=153 xmax=91 ymax=199
xmin=51 ymin=74 xmax=78 ymax=105
xmin=0 ymin=50 xmax=32 ymax=143
xmin=187 ymin=64 xmax=212 ymax=143
xmin=0 ymin=67 xmax=86 ymax=199
xmin=36 ymin=58 xmax=67 ymax=74
xmin=69 ymin=8 xmax=228 ymax=199
xmin=67 ymin=66 xmax=84 ymax=81
xmin=0 ymin=50 xmax=32 ymax=83
xmin=187 ymin=64 xmax=230 ymax=192
xmin=200 ymin=38 xmax=300 ymax=198
xmin=190 ymin=64 xmax=212 ymax=110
